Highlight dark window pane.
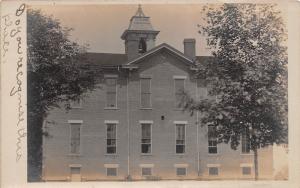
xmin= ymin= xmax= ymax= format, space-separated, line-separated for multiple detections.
xmin=141 ymin=124 xmax=151 ymax=138
xmin=208 ymin=140 xmax=217 ymax=146
xmin=141 ymin=144 xmax=151 ymax=153
xmin=176 ymin=140 xmax=185 ymax=145
xmin=106 ymin=93 xmax=116 ymax=107
xmin=242 ymin=130 xmax=250 ymax=153
xmin=175 ymin=79 xmax=185 ymax=106
xmin=142 ymin=168 xmax=152 ymax=176
xmin=142 ymin=139 xmax=151 ymax=144
xmin=242 ymin=167 xmax=251 ymax=175
xmin=141 ymin=78 xmax=151 ymax=93
xmin=176 ymin=168 xmax=187 ymax=176
xmin=176 ymin=145 xmax=185 ymax=153
xmin=107 ymin=168 xmax=117 ymax=176
xmin=107 ymin=139 xmax=116 ymax=146
xmin=70 ymin=167 xmax=81 ymax=174
xmin=209 ymin=167 xmax=218 ymax=175
xmin=208 ymin=147 xmax=217 ymax=154
xmin=175 ymin=79 xmax=184 ymax=93
xmin=70 ymin=124 xmax=80 ymax=154
xmin=176 ymin=124 xmax=185 ymax=140
xmin=141 ymin=93 xmax=151 ymax=108
xmin=141 ymin=78 xmax=151 ymax=108
xmin=208 ymin=125 xmax=216 ymax=138
xmin=141 ymin=124 xmax=151 ymax=154
xmin=107 ymin=146 xmax=116 ymax=154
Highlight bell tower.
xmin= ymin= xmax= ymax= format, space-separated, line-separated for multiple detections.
xmin=121 ymin=5 xmax=160 ymax=61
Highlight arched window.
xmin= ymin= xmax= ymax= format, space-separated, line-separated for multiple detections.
xmin=138 ymin=38 xmax=147 ymax=54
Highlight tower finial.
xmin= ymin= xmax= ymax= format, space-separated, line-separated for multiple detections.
xmin=135 ymin=4 xmax=145 ymax=17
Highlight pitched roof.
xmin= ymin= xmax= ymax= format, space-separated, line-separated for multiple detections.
xmin=81 ymin=47 xmax=213 ymax=69
xmin=124 ymin=43 xmax=194 ymax=66
xmin=128 ymin=5 xmax=155 ymax=31
xmin=83 ymin=52 xmax=127 ymax=67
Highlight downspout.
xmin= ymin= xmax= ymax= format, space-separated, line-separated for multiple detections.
xmin=126 ymin=71 xmax=130 ymax=179
xmin=196 ymin=78 xmax=200 ymax=177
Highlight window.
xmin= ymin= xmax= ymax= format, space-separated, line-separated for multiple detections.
xmin=140 ymin=78 xmax=151 ymax=108
xmin=141 ymin=167 xmax=152 ymax=176
xmin=242 ymin=167 xmax=251 ymax=175
xmin=138 ymin=38 xmax=147 ymax=54
xmin=106 ymin=123 xmax=117 ymax=154
xmin=70 ymin=98 xmax=82 ymax=108
xmin=106 ymin=168 xmax=117 ymax=176
xmin=106 ymin=77 xmax=117 ymax=108
xmin=197 ymin=79 xmax=208 ymax=100
xmin=208 ymin=125 xmax=217 ymax=154
xmin=174 ymin=78 xmax=185 ymax=107
xmin=242 ymin=129 xmax=251 ymax=154
xmin=198 ymin=87 xmax=208 ymax=100
xmin=208 ymin=167 xmax=219 ymax=176
xmin=70 ymin=123 xmax=81 ymax=154
xmin=141 ymin=124 xmax=151 ymax=154
xmin=70 ymin=167 xmax=81 ymax=174
xmin=70 ymin=166 xmax=81 ymax=181
xmin=176 ymin=168 xmax=187 ymax=176
xmin=176 ymin=124 xmax=185 ymax=154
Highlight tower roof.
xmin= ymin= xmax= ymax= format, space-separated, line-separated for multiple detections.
xmin=127 ymin=4 xmax=155 ymax=31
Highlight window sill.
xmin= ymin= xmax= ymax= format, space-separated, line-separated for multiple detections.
xmin=104 ymin=107 xmax=119 ymax=110
xmin=242 ymin=174 xmax=253 ymax=176
xmin=67 ymin=154 xmax=82 ymax=157
xmin=105 ymin=154 xmax=118 ymax=156
xmin=70 ymin=107 xmax=82 ymax=109
xmin=140 ymin=108 xmax=152 ymax=110
xmin=175 ymin=153 xmax=186 ymax=156
xmin=240 ymin=153 xmax=254 ymax=156
xmin=207 ymin=153 xmax=219 ymax=156
xmin=173 ymin=108 xmax=184 ymax=111
xmin=141 ymin=153 xmax=153 ymax=156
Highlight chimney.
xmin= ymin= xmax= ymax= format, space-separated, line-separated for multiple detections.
xmin=183 ymin=38 xmax=196 ymax=60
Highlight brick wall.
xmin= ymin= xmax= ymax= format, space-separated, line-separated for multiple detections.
xmin=42 ymin=50 xmax=274 ymax=181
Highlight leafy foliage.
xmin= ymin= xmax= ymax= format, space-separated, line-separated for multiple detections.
xmin=182 ymin=4 xmax=288 ymax=150
xmin=27 ymin=9 xmax=99 ymax=181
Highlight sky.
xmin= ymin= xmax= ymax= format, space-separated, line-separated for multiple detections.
xmin=30 ymin=4 xmax=212 ymax=56
xmin=30 ymin=3 xmax=288 ymax=56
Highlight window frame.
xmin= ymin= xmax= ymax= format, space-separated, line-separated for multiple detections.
xmin=70 ymin=98 xmax=82 ymax=109
xmin=173 ymin=76 xmax=186 ymax=109
xmin=140 ymin=76 xmax=152 ymax=109
xmin=240 ymin=163 xmax=253 ymax=176
xmin=241 ymin=129 xmax=252 ymax=155
xmin=105 ymin=121 xmax=118 ymax=155
xmin=242 ymin=167 xmax=252 ymax=175
xmin=207 ymin=164 xmax=220 ymax=176
xmin=106 ymin=167 xmax=118 ymax=177
xmin=69 ymin=164 xmax=82 ymax=181
xmin=69 ymin=121 xmax=82 ymax=155
xmin=141 ymin=122 xmax=152 ymax=155
xmin=176 ymin=167 xmax=187 ymax=176
xmin=141 ymin=167 xmax=153 ymax=176
xmin=105 ymin=75 xmax=118 ymax=109
xmin=138 ymin=38 xmax=147 ymax=54
xmin=208 ymin=167 xmax=219 ymax=176
xmin=208 ymin=125 xmax=218 ymax=154
xmin=175 ymin=122 xmax=186 ymax=154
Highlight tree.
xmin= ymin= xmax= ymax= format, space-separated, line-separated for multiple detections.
xmin=27 ymin=9 xmax=99 ymax=181
xmin=182 ymin=4 xmax=288 ymax=180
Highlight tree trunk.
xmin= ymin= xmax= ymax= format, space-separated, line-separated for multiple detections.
xmin=254 ymin=147 xmax=259 ymax=180
xmin=27 ymin=113 xmax=44 ymax=182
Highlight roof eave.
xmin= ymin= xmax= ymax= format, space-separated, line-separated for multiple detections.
xmin=125 ymin=43 xmax=195 ymax=66
xmin=121 ymin=30 xmax=160 ymax=40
